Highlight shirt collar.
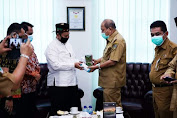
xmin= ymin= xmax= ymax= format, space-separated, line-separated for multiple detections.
xmin=107 ymin=30 xmax=118 ymax=42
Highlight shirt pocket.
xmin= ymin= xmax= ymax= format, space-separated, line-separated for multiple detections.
xmin=103 ymin=46 xmax=115 ymax=60
xmin=158 ymin=57 xmax=172 ymax=70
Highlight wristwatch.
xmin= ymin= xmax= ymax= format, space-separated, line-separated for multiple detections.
xmin=5 ymin=96 xmax=13 ymax=100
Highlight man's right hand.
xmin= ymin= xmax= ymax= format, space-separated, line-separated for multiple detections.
xmin=0 ymin=36 xmax=11 ymax=54
xmin=20 ymin=39 xmax=33 ymax=56
xmin=74 ymin=62 xmax=83 ymax=70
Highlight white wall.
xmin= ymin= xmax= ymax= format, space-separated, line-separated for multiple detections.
xmin=53 ymin=0 xmax=93 ymax=108
xmin=170 ymin=0 xmax=177 ymax=43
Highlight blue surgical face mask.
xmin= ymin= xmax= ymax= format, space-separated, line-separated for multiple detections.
xmin=101 ymin=33 xmax=109 ymax=39
xmin=28 ymin=35 xmax=33 ymax=42
xmin=151 ymin=32 xmax=166 ymax=46
xmin=101 ymin=28 xmax=111 ymax=39
xmin=24 ymin=35 xmax=33 ymax=43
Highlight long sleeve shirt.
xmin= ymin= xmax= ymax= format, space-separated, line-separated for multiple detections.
xmin=45 ymin=39 xmax=78 ymax=87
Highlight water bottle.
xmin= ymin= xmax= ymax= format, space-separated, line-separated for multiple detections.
xmin=88 ymin=105 xmax=93 ymax=114
xmin=83 ymin=106 xmax=88 ymax=112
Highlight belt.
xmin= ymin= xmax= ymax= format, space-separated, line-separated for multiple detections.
xmin=152 ymin=83 xmax=173 ymax=87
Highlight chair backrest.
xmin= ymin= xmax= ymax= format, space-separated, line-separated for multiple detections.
xmin=121 ymin=63 xmax=152 ymax=99
xmin=36 ymin=63 xmax=49 ymax=99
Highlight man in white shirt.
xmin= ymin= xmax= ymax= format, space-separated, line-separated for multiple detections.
xmin=45 ymin=23 xmax=83 ymax=115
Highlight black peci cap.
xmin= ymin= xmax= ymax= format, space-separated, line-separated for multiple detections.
xmin=55 ymin=23 xmax=69 ymax=33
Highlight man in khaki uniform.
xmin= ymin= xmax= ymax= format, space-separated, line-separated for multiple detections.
xmin=89 ymin=19 xmax=126 ymax=107
xmin=161 ymin=55 xmax=177 ymax=118
xmin=149 ymin=20 xmax=177 ymax=118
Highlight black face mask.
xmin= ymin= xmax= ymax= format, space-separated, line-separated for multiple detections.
xmin=60 ymin=37 xmax=68 ymax=44
xmin=59 ymin=33 xmax=69 ymax=44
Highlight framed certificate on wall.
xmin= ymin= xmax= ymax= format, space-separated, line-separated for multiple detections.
xmin=67 ymin=7 xmax=85 ymax=31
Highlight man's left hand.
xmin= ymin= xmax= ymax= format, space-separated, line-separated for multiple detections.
xmin=31 ymin=72 xmax=41 ymax=81
xmin=5 ymin=99 xmax=13 ymax=114
xmin=160 ymin=73 xmax=175 ymax=84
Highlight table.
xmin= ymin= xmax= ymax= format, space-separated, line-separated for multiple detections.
xmin=49 ymin=113 xmax=124 ymax=118
xmin=116 ymin=114 xmax=124 ymax=118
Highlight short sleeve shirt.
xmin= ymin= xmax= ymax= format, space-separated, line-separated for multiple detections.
xmin=99 ymin=30 xmax=126 ymax=88
xmin=0 ymin=72 xmax=14 ymax=97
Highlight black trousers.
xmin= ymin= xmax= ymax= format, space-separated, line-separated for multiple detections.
xmin=19 ymin=92 xmax=38 ymax=118
xmin=48 ymin=85 xmax=78 ymax=116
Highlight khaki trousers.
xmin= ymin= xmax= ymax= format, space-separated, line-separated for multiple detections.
xmin=103 ymin=88 xmax=122 ymax=107
xmin=173 ymin=111 xmax=177 ymax=118
xmin=153 ymin=86 xmax=173 ymax=118
xmin=170 ymin=85 xmax=177 ymax=118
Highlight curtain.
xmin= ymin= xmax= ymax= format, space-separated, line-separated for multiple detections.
xmin=0 ymin=0 xmax=54 ymax=63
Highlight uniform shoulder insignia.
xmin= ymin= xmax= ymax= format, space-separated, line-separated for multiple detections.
xmin=113 ymin=44 xmax=118 ymax=49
